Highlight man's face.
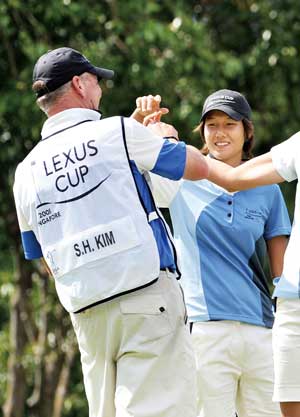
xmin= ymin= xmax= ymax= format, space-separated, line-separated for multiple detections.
xmin=80 ymin=72 xmax=102 ymax=110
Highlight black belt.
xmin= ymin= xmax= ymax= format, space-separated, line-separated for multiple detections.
xmin=160 ymin=267 xmax=175 ymax=273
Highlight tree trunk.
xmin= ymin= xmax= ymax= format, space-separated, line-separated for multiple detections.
xmin=52 ymin=346 xmax=77 ymax=417
xmin=3 ymin=248 xmax=32 ymax=417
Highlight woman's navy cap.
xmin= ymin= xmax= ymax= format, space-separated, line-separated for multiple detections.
xmin=33 ymin=47 xmax=114 ymax=98
xmin=201 ymin=89 xmax=252 ymax=121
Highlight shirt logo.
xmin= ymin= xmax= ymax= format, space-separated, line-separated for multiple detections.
xmin=36 ymin=173 xmax=111 ymax=208
xmin=46 ymin=249 xmax=60 ymax=275
xmin=244 ymin=208 xmax=263 ymax=221
xmin=31 ymin=139 xmax=112 ymax=209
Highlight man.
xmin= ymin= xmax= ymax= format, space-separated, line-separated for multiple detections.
xmin=13 ymin=47 xmax=208 ymax=417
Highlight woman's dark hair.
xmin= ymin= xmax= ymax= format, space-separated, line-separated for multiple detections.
xmin=194 ymin=117 xmax=255 ymax=160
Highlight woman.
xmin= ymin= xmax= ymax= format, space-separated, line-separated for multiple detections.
xmin=148 ymin=89 xmax=291 ymax=417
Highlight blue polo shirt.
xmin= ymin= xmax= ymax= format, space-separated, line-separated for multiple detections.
xmin=152 ymin=176 xmax=291 ymax=328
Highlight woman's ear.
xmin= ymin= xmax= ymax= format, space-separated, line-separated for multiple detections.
xmin=244 ymin=129 xmax=251 ymax=143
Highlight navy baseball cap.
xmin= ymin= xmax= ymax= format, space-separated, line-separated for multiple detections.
xmin=33 ymin=47 xmax=114 ymax=98
xmin=201 ymin=89 xmax=251 ymax=121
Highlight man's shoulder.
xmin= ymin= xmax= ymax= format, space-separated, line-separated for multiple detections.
xmin=95 ymin=115 xmax=121 ymax=127
xmin=14 ymin=143 xmax=40 ymax=182
xmin=14 ymin=159 xmax=30 ymax=188
xmin=15 ymin=151 xmax=33 ymax=172
xmin=272 ymin=131 xmax=300 ymax=154
xmin=119 ymin=116 xmax=149 ymax=131
xmin=97 ymin=115 xmax=139 ymax=133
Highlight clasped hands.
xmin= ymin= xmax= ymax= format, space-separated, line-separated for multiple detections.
xmin=131 ymin=94 xmax=179 ymax=141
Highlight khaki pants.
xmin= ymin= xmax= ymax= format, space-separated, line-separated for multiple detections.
xmin=70 ymin=271 xmax=197 ymax=417
xmin=191 ymin=321 xmax=279 ymax=417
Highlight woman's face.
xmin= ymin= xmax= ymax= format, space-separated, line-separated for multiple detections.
xmin=203 ymin=110 xmax=246 ymax=167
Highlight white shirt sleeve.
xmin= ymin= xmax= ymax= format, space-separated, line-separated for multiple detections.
xmin=123 ymin=117 xmax=186 ymax=180
xmin=150 ymin=173 xmax=182 ymax=208
xmin=13 ymin=165 xmax=31 ymax=232
xmin=13 ymin=164 xmax=43 ymax=259
xmin=123 ymin=117 xmax=166 ymax=171
xmin=271 ymin=132 xmax=300 ymax=182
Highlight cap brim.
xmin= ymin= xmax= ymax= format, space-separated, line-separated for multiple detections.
xmin=201 ymin=105 xmax=243 ymax=121
xmin=93 ymin=66 xmax=114 ymax=80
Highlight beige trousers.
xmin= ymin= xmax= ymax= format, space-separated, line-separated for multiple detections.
xmin=70 ymin=270 xmax=197 ymax=417
xmin=273 ymin=297 xmax=300 ymax=402
xmin=191 ymin=320 xmax=279 ymax=417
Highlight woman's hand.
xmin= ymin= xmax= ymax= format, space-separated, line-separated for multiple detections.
xmin=131 ymin=94 xmax=169 ymax=123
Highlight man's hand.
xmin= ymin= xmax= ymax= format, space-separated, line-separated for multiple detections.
xmin=131 ymin=94 xmax=169 ymax=123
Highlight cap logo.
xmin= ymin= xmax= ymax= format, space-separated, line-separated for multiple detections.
xmin=207 ymin=95 xmax=236 ymax=106
xmin=201 ymin=90 xmax=251 ymax=121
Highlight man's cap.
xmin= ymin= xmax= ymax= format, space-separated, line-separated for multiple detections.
xmin=201 ymin=89 xmax=251 ymax=121
xmin=33 ymin=47 xmax=114 ymax=98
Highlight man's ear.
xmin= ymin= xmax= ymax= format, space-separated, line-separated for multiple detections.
xmin=71 ymin=75 xmax=85 ymax=97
